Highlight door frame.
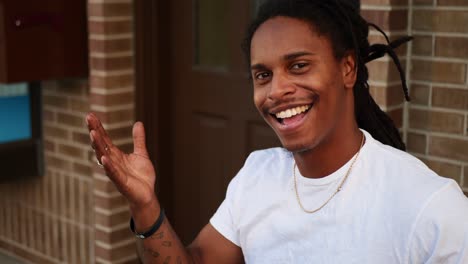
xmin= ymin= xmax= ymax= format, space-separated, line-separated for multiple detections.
xmin=134 ymin=0 xmax=174 ymax=216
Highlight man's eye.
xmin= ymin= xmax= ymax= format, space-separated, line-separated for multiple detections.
xmin=291 ymin=63 xmax=308 ymax=70
xmin=255 ymin=72 xmax=271 ymax=80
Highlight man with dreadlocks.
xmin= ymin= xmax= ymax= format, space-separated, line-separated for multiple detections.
xmin=86 ymin=0 xmax=468 ymax=263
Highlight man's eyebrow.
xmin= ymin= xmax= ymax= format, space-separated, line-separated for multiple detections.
xmin=250 ymin=63 xmax=267 ymax=71
xmin=284 ymin=51 xmax=315 ymax=61
xmin=250 ymin=52 xmax=314 ymax=70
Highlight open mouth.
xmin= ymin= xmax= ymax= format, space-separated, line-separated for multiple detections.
xmin=271 ymin=103 xmax=314 ymax=126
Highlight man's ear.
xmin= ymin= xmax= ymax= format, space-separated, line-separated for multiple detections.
xmin=341 ymin=51 xmax=357 ymax=90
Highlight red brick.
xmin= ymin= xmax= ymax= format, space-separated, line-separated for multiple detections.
xmin=413 ymin=10 xmax=468 ymax=33
xmin=407 ymin=132 xmax=426 ymax=154
xmin=95 ymin=208 xmax=131 ymax=228
xmin=88 ymin=3 xmax=133 ymax=17
xmin=410 ymin=84 xmax=430 ymax=106
xmin=369 ymin=85 xmax=406 ymax=107
xmin=94 ymin=194 xmax=128 ymax=210
xmin=435 ymin=37 xmax=468 ymax=59
xmin=94 ymin=177 xmax=119 ymax=194
xmin=432 ymin=87 xmax=468 ymax=111
xmin=58 ymin=144 xmax=86 ymax=159
xmin=409 ymin=109 xmax=465 ymax=134
xmin=43 ymin=95 xmax=69 ymax=108
xmin=44 ymin=125 xmax=69 ymax=140
xmin=91 ymin=56 xmax=134 ymax=71
xmin=43 ymin=109 xmax=56 ymax=123
xmin=90 ymin=74 xmax=134 ymax=89
xmin=411 ymin=60 xmax=466 ymax=84
xmin=88 ymin=20 xmax=133 ymax=35
xmin=95 ymin=227 xmax=133 ymax=244
xmin=90 ymin=91 xmax=134 ymax=107
xmin=412 ymin=35 xmax=432 ymax=56
xmin=45 ymin=155 xmax=72 ymax=171
xmin=362 ymin=10 xmax=408 ymax=31
xmin=44 ymin=139 xmax=56 ymax=152
xmin=57 ymin=112 xmax=87 ymax=128
xmin=89 ymin=38 xmax=133 ymax=53
xmin=429 ymin=136 xmax=468 ymax=162
xmin=73 ymin=162 xmax=92 ymax=177
xmin=437 ymin=0 xmax=468 ymax=6
xmin=69 ymin=98 xmax=90 ymax=113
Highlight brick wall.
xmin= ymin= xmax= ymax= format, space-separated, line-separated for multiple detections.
xmin=88 ymin=0 xmax=138 ymax=263
xmin=1 ymin=0 xmax=466 ymax=263
xmin=361 ymin=0 xmax=410 ymax=131
xmin=362 ymin=0 xmax=468 ymax=194
xmin=408 ymin=0 xmax=468 ymax=193
xmin=0 ymin=80 xmax=94 ymax=264
xmin=0 ymin=0 xmax=138 ymax=263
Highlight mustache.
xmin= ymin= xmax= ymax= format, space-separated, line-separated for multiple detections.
xmin=261 ymin=93 xmax=319 ymax=115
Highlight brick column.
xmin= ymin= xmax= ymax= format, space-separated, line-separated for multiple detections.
xmin=408 ymin=0 xmax=468 ymax=191
xmin=361 ymin=0 xmax=410 ymax=133
xmin=87 ymin=1 xmax=139 ymax=263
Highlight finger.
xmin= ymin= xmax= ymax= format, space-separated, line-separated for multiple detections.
xmin=133 ymin=122 xmax=149 ymax=158
xmin=90 ymin=129 xmax=112 ymax=163
xmin=86 ymin=112 xmax=101 ymax=132
xmin=86 ymin=112 xmax=113 ymax=147
xmin=90 ymin=130 xmax=103 ymax=162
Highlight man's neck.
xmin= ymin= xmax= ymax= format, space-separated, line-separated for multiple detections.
xmin=293 ymin=127 xmax=363 ymax=179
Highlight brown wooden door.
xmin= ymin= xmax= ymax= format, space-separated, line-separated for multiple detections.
xmin=135 ymin=0 xmax=280 ymax=245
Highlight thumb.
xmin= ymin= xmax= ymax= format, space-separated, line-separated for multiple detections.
xmin=133 ymin=122 xmax=149 ymax=157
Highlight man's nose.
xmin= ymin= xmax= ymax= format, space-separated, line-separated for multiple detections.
xmin=268 ymin=72 xmax=295 ymax=101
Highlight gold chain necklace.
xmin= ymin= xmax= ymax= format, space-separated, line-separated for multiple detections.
xmin=293 ymin=133 xmax=365 ymax=214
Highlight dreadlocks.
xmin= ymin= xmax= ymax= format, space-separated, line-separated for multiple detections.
xmin=243 ymin=0 xmax=412 ymax=151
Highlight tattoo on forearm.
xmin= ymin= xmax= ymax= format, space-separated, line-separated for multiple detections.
xmin=163 ymin=256 xmax=171 ymax=264
xmin=162 ymin=241 xmax=172 ymax=247
xmin=151 ymin=231 xmax=164 ymax=240
xmin=143 ymin=247 xmax=160 ymax=258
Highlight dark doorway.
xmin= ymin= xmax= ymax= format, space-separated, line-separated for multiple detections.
xmin=135 ymin=0 xmax=280 ymax=244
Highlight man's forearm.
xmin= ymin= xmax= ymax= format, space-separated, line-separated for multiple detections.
xmin=132 ymin=199 xmax=194 ymax=264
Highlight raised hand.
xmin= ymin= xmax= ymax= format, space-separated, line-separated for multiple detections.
xmin=86 ymin=113 xmax=157 ymax=209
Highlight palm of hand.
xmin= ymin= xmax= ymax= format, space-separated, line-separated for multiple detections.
xmin=87 ymin=113 xmax=157 ymax=209
xmin=120 ymin=152 xmax=156 ymax=206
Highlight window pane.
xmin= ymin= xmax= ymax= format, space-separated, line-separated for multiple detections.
xmin=0 ymin=83 xmax=31 ymax=143
xmin=195 ymin=0 xmax=229 ymax=68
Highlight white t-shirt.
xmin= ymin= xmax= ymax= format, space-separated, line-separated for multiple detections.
xmin=210 ymin=130 xmax=468 ymax=263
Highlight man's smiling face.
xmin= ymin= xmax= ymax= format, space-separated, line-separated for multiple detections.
xmin=250 ymin=16 xmax=355 ymax=153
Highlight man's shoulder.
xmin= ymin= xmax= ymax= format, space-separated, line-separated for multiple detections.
xmin=365 ymin=132 xmax=443 ymax=183
xmin=233 ymin=147 xmax=292 ymax=187
xmin=243 ymin=147 xmax=293 ymax=174
xmin=362 ymin=131 xmax=458 ymax=210
xmin=246 ymin=147 xmax=290 ymax=164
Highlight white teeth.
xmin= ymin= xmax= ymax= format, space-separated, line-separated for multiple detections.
xmin=275 ymin=105 xmax=310 ymax=119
